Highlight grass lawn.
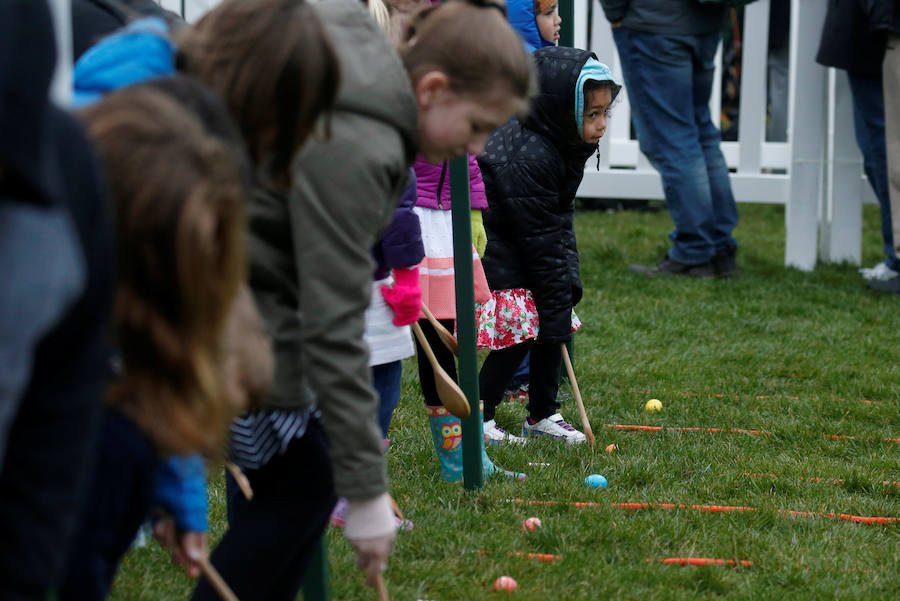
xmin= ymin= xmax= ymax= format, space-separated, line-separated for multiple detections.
xmin=111 ymin=203 xmax=899 ymax=600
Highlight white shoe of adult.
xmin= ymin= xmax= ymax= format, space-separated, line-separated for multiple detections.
xmin=859 ymin=261 xmax=899 ymax=281
xmin=522 ymin=413 xmax=587 ymax=445
xmin=483 ymin=419 xmax=527 ymax=445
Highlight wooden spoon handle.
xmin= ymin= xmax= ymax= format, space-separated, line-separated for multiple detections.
xmin=420 ymin=304 xmax=458 ymax=355
xmin=561 ymin=344 xmax=595 ymax=447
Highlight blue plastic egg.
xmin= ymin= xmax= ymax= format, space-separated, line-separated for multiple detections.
xmin=584 ymin=474 xmax=608 ymax=489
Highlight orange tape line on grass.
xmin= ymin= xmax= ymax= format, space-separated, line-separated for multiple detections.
xmin=743 ymin=473 xmax=900 ymax=487
xmin=508 ymin=499 xmax=755 ymax=512
xmin=680 ymin=393 xmax=876 ymax=404
xmin=605 ymin=424 xmax=772 ymax=436
xmin=613 ymin=502 xmax=757 ymax=513
xmin=508 ymin=499 xmax=898 ymax=524
xmin=830 ymin=434 xmax=900 ymax=444
xmin=478 ymin=550 xmax=562 ymax=562
xmin=509 ymin=498 xmax=603 ymax=508
xmin=651 ymin=558 xmax=753 ymax=567
xmin=510 ymin=552 xmax=561 ymax=562
xmin=778 ymin=510 xmax=900 ymax=524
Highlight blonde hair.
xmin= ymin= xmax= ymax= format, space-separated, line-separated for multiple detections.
xmin=399 ymin=0 xmax=535 ymax=111
xmin=368 ymin=0 xmax=392 ymax=36
xmin=79 ymin=87 xmax=246 ymax=457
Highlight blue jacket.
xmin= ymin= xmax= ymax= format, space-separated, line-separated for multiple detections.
xmin=507 ymin=0 xmax=555 ymax=52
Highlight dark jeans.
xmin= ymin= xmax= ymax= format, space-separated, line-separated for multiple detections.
xmin=196 ymin=418 xmax=335 ymax=601
xmin=481 ymin=341 xmax=561 ymax=423
xmin=613 ymin=27 xmax=739 ymax=264
xmin=414 ymin=318 xmax=457 ymax=408
xmin=847 ymin=73 xmax=899 ymax=270
xmin=373 ymin=360 xmax=402 ymax=438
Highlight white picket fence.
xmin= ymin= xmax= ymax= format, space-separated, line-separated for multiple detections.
xmin=48 ymin=0 xmax=870 ymax=270
xmin=575 ymin=0 xmax=873 ymax=270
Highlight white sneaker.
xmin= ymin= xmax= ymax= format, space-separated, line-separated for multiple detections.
xmin=522 ymin=413 xmax=586 ymax=445
xmin=859 ymin=261 xmax=899 ymax=281
xmin=483 ymin=419 xmax=527 ymax=445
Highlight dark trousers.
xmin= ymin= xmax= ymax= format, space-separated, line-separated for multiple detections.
xmin=847 ymin=73 xmax=898 ymax=270
xmin=193 ymin=419 xmax=335 ymax=601
xmin=414 ymin=318 xmax=457 ymax=408
xmin=480 ymin=341 xmax=561 ymax=423
xmin=59 ymin=410 xmax=156 ymax=601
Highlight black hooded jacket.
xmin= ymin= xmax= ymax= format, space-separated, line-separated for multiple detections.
xmin=478 ymin=46 xmax=598 ymax=344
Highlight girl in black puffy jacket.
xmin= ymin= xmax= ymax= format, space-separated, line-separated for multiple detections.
xmin=475 ymin=46 xmax=620 ymax=445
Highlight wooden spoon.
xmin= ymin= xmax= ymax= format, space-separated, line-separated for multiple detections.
xmin=411 ymin=322 xmax=470 ymax=418
xmin=420 ymin=303 xmax=458 ymax=356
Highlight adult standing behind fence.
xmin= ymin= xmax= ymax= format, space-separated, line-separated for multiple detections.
xmin=869 ymin=1 xmax=900 ymax=295
xmin=816 ymin=0 xmax=899 ymax=285
xmin=599 ymin=0 xmax=740 ymax=279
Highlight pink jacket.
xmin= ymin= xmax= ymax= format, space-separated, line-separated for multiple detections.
xmin=412 ymin=154 xmax=488 ymax=211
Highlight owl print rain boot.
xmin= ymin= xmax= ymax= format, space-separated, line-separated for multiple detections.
xmin=427 ymin=404 xmax=526 ymax=482
xmin=427 ymin=405 xmax=463 ymax=482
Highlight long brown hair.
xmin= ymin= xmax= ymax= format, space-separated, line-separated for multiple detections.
xmin=79 ymin=87 xmax=246 ymax=457
xmin=399 ymin=0 xmax=535 ymax=111
xmin=176 ymin=0 xmax=340 ymax=182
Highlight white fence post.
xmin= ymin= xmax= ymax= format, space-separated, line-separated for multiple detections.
xmin=785 ymin=0 xmax=827 ymax=270
xmin=737 ymin=1 xmax=768 ymax=175
xmin=822 ymin=70 xmax=863 ymax=264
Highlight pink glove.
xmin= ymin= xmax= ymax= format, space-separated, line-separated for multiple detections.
xmin=381 ymin=267 xmax=422 ymax=326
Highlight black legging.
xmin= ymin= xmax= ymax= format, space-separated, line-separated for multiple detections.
xmin=193 ymin=419 xmax=335 ymax=601
xmin=480 ymin=340 xmax=561 ymax=423
xmin=414 ymin=318 xmax=458 ymax=407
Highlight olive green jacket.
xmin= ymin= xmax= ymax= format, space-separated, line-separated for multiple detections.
xmin=247 ymin=0 xmax=417 ymax=499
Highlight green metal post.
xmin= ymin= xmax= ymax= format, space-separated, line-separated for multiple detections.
xmin=302 ymin=535 xmax=330 ymax=600
xmin=449 ymin=155 xmax=484 ymax=491
xmin=558 ymin=0 xmax=574 ymax=47
xmin=557 ymin=0 xmax=576 ymax=380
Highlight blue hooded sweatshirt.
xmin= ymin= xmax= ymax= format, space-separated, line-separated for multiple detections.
xmin=71 ymin=16 xmax=175 ymax=108
xmin=507 ymin=0 xmax=555 ymax=53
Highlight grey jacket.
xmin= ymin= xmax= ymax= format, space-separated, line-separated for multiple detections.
xmin=247 ymin=0 xmax=417 ymax=498
xmin=599 ymin=0 xmax=726 ymax=35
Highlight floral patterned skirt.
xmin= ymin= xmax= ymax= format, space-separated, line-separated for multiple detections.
xmin=475 ymin=288 xmax=581 ymax=350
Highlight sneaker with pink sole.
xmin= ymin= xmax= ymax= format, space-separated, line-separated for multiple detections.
xmin=522 ymin=413 xmax=586 ymax=445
